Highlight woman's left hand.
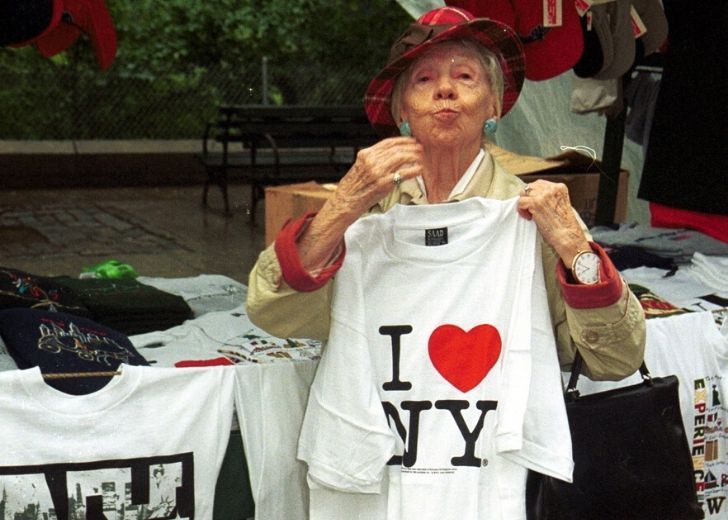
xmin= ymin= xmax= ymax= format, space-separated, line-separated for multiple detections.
xmin=517 ymin=179 xmax=592 ymax=267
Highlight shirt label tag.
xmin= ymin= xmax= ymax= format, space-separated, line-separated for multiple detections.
xmin=630 ymin=5 xmax=647 ymax=38
xmin=575 ymin=0 xmax=593 ymax=17
xmin=425 ymin=227 xmax=448 ymax=246
xmin=543 ymin=0 xmax=563 ymax=27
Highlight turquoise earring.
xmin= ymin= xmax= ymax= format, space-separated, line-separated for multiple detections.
xmin=484 ymin=118 xmax=497 ymax=135
xmin=399 ymin=121 xmax=412 ymax=137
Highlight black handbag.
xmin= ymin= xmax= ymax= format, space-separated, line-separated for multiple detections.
xmin=526 ymin=351 xmax=704 ymax=520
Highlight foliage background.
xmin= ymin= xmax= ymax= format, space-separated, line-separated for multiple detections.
xmin=0 ymin=0 xmax=410 ymax=139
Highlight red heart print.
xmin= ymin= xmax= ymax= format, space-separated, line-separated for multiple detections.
xmin=428 ymin=324 xmax=502 ymax=393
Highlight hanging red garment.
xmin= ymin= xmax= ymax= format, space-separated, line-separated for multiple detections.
xmin=650 ymin=202 xmax=728 ymax=244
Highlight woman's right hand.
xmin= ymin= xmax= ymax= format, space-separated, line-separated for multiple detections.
xmin=296 ymin=137 xmax=424 ymax=273
xmin=331 ymin=136 xmax=425 ymax=218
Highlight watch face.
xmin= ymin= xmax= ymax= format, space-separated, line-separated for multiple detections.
xmin=573 ymin=251 xmax=601 ymax=285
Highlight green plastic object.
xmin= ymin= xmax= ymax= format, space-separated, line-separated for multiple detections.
xmin=82 ymin=259 xmax=139 ymax=279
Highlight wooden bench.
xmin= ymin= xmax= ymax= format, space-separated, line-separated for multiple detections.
xmin=198 ymin=105 xmax=379 ymax=220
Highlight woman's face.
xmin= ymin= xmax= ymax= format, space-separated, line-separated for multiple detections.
xmin=399 ymin=42 xmax=496 ymax=150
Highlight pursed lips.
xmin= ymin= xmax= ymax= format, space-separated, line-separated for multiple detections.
xmin=433 ymin=108 xmax=459 ymax=122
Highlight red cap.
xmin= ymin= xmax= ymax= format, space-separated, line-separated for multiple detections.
xmin=511 ymin=0 xmax=584 ymax=81
xmin=35 ymin=22 xmax=82 ymax=58
xmin=34 ymin=0 xmax=117 ymax=70
xmin=445 ymin=0 xmax=516 ymax=28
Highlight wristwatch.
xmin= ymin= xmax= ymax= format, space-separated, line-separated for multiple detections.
xmin=571 ymin=249 xmax=602 ymax=285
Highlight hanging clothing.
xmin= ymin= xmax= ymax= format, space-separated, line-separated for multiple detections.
xmin=298 ymin=197 xmax=572 ymax=519
xmin=0 ymin=364 xmax=235 ymax=519
xmin=649 ymin=203 xmax=728 ymax=244
xmin=234 ymin=361 xmax=319 ymax=520
xmin=624 ymin=70 xmax=661 ymax=149
xmin=638 ymin=0 xmax=727 ymax=215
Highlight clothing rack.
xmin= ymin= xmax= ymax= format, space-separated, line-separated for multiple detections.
xmin=594 ymin=54 xmax=664 ymax=226
xmin=595 ymin=107 xmax=626 ymax=225
xmin=42 ymin=370 xmax=120 ymax=379
xmin=634 ymin=65 xmax=663 ymax=74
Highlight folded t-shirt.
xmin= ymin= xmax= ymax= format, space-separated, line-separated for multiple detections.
xmin=0 ymin=308 xmax=149 ymax=395
xmin=53 ymin=276 xmax=193 ymax=334
xmin=0 ymin=267 xmax=91 ymax=317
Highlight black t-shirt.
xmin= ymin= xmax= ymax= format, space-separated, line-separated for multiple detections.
xmin=639 ymin=0 xmax=727 ymax=215
xmin=0 ymin=267 xmax=91 ymax=317
xmin=0 ymin=308 xmax=149 ymax=395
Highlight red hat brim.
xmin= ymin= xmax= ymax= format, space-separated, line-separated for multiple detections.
xmin=35 ymin=22 xmax=82 ymax=58
xmin=364 ymin=18 xmax=525 ymax=138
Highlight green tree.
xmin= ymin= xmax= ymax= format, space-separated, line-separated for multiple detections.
xmin=0 ymin=0 xmax=411 ymax=139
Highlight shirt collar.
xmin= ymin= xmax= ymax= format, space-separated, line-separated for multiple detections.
xmin=414 ymin=149 xmax=487 ymax=202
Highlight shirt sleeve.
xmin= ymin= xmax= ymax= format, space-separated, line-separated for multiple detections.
xmin=275 ymin=213 xmax=346 ymax=292
xmin=297 ymin=251 xmax=395 ymax=493
xmin=245 ymin=214 xmax=343 ymax=341
xmin=555 ymin=242 xmax=623 ymax=309
xmin=245 ymin=241 xmax=334 ymax=341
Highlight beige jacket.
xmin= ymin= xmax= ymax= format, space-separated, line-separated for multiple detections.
xmin=247 ymin=151 xmax=646 ymax=381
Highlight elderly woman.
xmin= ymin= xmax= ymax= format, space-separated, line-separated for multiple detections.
xmin=247 ymin=7 xmax=645 ymax=381
xmin=248 ymin=6 xmax=646 ymax=518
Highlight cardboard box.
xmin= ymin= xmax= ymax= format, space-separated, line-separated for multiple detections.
xmin=265 ymin=182 xmax=337 ymax=245
xmin=488 ymin=144 xmax=629 ymax=228
xmin=264 ymin=148 xmax=629 ymax=243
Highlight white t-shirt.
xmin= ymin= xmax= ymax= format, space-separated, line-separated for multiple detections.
xmin=137 ymin=274 xmax=248 ymax=317
xmin=0 ymin=364 xmax=235 ymax=520
xmin=298 ymin=197 xmax=572 ymax=520
xmin=131 ymin=303 xmax=321 ymax=367
xmin=234 ymin=361 xmax=319 ymax=520
xmin=621 ymin=265 xmax=727 ymax=312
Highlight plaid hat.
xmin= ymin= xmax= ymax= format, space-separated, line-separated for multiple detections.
xmin=364 ymin=6 xmax=525 ymax=138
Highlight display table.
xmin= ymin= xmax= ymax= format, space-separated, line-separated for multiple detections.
xmin=0 ymin=257 xmax=724 ymax=520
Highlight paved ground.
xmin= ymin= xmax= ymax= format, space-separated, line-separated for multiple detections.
xmin=0 ymin=183 xmax=262 ymax=520
xmin=0 ymin=183 xmax=266 ymax=284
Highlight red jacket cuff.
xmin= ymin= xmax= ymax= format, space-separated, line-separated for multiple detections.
xmin=556 ymin=242 xmax=623 ymax=309
xmin=274 ymin=213 xmax=346 ymax=292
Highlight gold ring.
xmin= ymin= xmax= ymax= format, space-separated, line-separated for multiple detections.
xmin=393 ymin=172 xmax=402 ymax=187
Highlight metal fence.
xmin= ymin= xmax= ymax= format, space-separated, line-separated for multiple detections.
xmin=0 ymin=52 xmax=377 ymax=140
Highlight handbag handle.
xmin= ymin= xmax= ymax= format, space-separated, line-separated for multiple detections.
xmin=565 ymin=350 xmax=652 ymax=399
